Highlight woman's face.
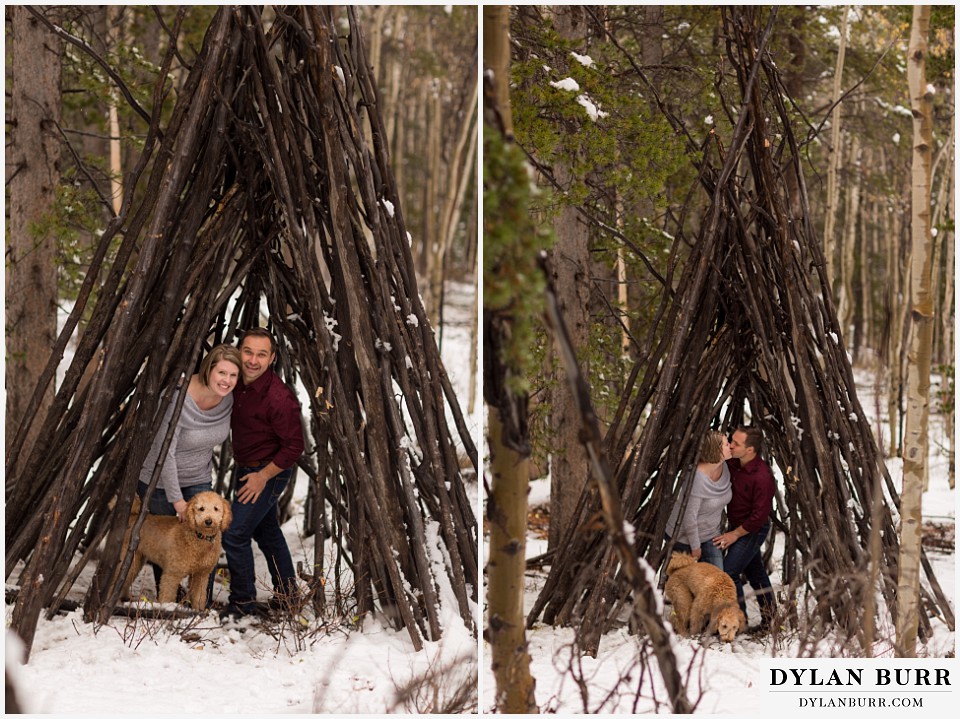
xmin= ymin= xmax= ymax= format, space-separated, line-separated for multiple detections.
xmin=721 ymin=436 xmax=732 ymax=461
xmin=208 ymin=359 xmax=240 ymax=397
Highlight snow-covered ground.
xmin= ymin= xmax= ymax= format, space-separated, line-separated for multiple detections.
xmin=482 ymin=369 xmax=957 ymax=714
xmin=5 ymin=280 xmax=481 ymax=716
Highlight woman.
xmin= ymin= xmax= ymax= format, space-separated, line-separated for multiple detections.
xmin=136 ymin=344 xmax=242 ymax=605
xmin=664 ymin=430 xmax=732 ymax=569
xmin=138 ymin=344 xmax=243 ymax=518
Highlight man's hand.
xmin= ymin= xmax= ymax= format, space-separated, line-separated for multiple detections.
xmin=238 ymin=471 xmax=268 ymax=504
xmin=713 ymin=531 xmax=740 ymax=551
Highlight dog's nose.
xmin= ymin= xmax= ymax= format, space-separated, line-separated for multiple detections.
xmin=205 ymin=518 xmax=213 ymax=526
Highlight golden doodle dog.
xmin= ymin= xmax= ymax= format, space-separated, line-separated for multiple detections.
xmin=119 ymin=491 xmax=232 ymax=608
xmin=664 ymin=552 xmax=746 ymax=642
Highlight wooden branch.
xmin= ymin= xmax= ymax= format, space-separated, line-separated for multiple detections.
xmin=541 ymin=254 xmax=692 ymax=714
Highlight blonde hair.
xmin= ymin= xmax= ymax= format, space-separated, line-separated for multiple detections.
xmin=199 ymin=344 xmax=242 ymax=386
xmin=698 ymin=430 xmax=727 ymax=464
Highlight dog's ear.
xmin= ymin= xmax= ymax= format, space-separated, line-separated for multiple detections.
xmin=220 ymin=496 xmax=233 ymax=531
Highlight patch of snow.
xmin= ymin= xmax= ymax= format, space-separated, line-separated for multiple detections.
xmin=571 ymin=51 xmax=594 ymax=68
xmin=549 ymin=77 xmax=580 ymax=93
xmin=577 ymin=94 xmax=608 ymax=121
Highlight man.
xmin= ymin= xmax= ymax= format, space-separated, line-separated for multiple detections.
xmin=221 ymin=328 xmax=304 ymax=619
xmin=712 ymin=426 xmax=777 ymax=632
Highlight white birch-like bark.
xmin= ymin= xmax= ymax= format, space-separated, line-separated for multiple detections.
xmin=896 ymin=4 xmax=933 ymax=658
xmin=822 ymin=5 xmax=849 ymax=291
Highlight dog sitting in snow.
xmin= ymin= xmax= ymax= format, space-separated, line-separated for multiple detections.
xmin=119 ymin=491 xmax=232 ymax=608
xmin=664 ymin=552 xmax=746 ymax=642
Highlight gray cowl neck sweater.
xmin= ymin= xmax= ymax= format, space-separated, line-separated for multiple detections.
xmin=665 ymin=463 xmax=732 ymax=549
xmin=138 ymin=390 xmax=233 ymax=505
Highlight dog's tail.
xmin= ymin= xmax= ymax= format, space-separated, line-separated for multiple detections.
xmin=665 ymin=551 xmax=698 ymax=575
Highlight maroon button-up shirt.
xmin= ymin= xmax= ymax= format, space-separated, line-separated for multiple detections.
xmin=231 ymin=368 xmax=304 ymax=470
xmin=725 ymin=454 xmax=775 ymax=534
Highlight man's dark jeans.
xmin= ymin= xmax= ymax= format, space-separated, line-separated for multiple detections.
xmin=222 ymin=465 xmax=297 ymax=608
xmin=722 ymin=521 xmax=775 ymax=620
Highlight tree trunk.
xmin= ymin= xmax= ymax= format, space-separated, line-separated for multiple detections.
xmin=430 ymin=71 xmax=479 ymax=329
xmin=859 ymin=159 xmax=874 ymax=362
xmin=547 ymin=5 xmax=592 ymax=554
xmin=930 ymin=126 xmax=954 ymax=367
xmin=383 ymin=9 xmax=405 ymax=156
xmin=486 ymin=408 xmax=539 ymax=714
xmin=886 ymin=167 xmax=908 ymax=457
xmin=483 ymin=5 xmax=538 ymax=712
xmin=108 ymin=6 xmax=124 ymax=215
xmin=939 ymin=157 xmax=955 ymax=489
xmin=423 ymin=85 xmax=441 ymax=305
xmin=822 ymin=5 xmax=849 ymax=294
xmin=838 ymin=131 xmax=861 ymax=342
xmin=897 ymin=3 xmax=933 ymax=658
xmin=5 ymin=6 xmax=63 ymax=461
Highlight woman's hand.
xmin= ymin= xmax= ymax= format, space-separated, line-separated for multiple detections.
xmin=173 ymin=499 xmax=188 ymax=522
xmin=690 ymin=546 xmax=702 ymax=561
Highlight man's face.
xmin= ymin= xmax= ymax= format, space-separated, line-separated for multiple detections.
xmin=729 ymin=431 xmax=751 ymax=460
xmin=240 ymin=336 xmax=275 ymax=384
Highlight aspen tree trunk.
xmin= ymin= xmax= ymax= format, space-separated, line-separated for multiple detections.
xmin=368 ymin=5 xmax=387 ymax=76
xmin=5 ymin=6 xmax=63 ymax=459
xmin=384 ymin=10 xmax=406 ymax=168
xmin=487 ymin=408 xmax=538 ymax=713
xmin=484 ymin=5 xmax=538 ymax=713
xmin=822 ymin=5 xmax=849 ymax=291
xmin=547 ymin=5 xmax=592 ymax=554
xmin=939 ymin=157 xmax=955 ymax=489
xmin=930 ymin=129 xmax=954 ymax=366
xmin=423 ymin=90 xmax=443 ymax=322
xmin=886 ymin=164 xmax=907 ymax=456
xmin=469 ymin=288 xmax=478 ymax=415
xmin=838 ymin=131 xmax=861 ymax=342
xmin=429 ymin=74 xmax=478 ymax=328
xmin=415 ymin=77 xmax=432 ymax=279
xmin=616 ymin=242 xmax=629 ymax=355
xmin=897 ymin=4 xmax=933 ymax=658
xmin=926 ymin=138 xmax=953 ymax=491
xmin=108 ymin=6 xmax=123 ymax=215
xmin=858 ymin=153 xmax=874 ymax=363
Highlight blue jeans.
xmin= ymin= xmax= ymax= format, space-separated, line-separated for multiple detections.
xmin=667 ymin=536 xmax=724 ymax=569
xmin=136 ymin=482 xmax=217 ymax=606
xmin=723 ymin=522 xmax=775 ymax=618
xmin=222 ymin=465 xmax=297 ymax=606
xmin=137 ymin=481 xmax=213 ymax=515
